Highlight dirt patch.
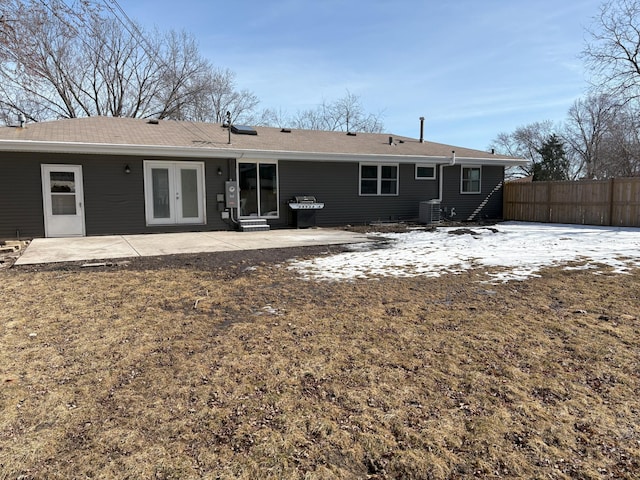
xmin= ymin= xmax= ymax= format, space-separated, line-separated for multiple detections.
xmin=10 ymin=244 xmax=350 ymax=275
xmin=1 ymin=251 xmax=639 ymax=479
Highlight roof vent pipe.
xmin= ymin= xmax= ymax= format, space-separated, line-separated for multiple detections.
xmin=389 ymin=136 xmax=393 ymax=145
xmin=419 ymin=116 xmax=424 ymax=143
xmin=18 ymin=113 xmax=25 ymax=128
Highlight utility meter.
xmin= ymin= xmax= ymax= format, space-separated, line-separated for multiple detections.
xmin=225 ymin=181 xmax=238 ymax=209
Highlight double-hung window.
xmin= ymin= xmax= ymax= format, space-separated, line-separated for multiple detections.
xmin=461 ymin=166 xmax=481 ymax=194
xmin=359 ymin=163 xmax=398 ymax=196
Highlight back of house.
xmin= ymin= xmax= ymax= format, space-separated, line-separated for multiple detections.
xmin=0 ymin=116 xmax=524 ymax=239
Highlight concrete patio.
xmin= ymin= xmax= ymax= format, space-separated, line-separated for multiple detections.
xmin=14 ymin=228 xmax=371 ymax=265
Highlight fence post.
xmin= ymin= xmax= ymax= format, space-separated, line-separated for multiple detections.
xmin=547 ymin=181 xmax=552 ymax=223
xmin=608 ymin=177 xmax=615 ymax=226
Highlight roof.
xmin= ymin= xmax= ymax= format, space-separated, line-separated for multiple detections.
xmin=0 ymin=116 xmax=526 ymax=166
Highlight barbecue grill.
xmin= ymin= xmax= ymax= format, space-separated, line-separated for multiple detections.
xmin=288 ymin=195 xmax=324 ymax=228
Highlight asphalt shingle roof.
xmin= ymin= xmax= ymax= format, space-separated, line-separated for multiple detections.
xmin=0 ymin=116 xmax=522 ymax=163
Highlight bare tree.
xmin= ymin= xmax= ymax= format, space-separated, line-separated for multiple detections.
xmin=562 ymin=94 xmax=640 ymax=178
xmin=563 ymin=94 xmax=619 ymax=178
xmin=583 ymin=0 xmax=640 ymax=103
xmin=250 ymin=107 xmax=290 ymax=128
xmin=0 ymin=1 xmax=259 ymax=123
xmin=599 ymin=106 xmax=640 ymax=176
xmin=292 ymin=91 xmax=384 ymax=133
xmin=186 ymin=67 xmax=260 ymax=124
xmin=490 ymin=120 xmax=557 ymax=178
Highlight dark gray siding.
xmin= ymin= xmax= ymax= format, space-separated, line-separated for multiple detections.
xmin=0 ymin=152 xmax=234 ymax=239
xmin=82 ymin=156 xmax=233 ymax=235
xmin=273 ymin=161 xmax=440 ymax=227
xmin=0 ymin=152 xmax=506 ymax=240
xmin=440 ymin=164 xmax=504 ymax=221
xmin=0 ymin=153 xmax=46 ymax=239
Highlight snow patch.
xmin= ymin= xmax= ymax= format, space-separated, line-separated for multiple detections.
xmin=288 ymin=222 xmax=640 ymax=282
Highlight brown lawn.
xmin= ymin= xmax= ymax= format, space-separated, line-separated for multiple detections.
xmin=0 ymin=248 xmax=639 ymax=479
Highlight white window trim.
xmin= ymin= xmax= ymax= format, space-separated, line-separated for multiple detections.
xmin=415 ymin=164 xmax=436 ymax=180
xmin=359 ymin=163 xmax=399 ymax=196
xmin=237 ymin=159 xmax=280 ymax=218
xmin=460 ymin=165 xmax=482 ymax=194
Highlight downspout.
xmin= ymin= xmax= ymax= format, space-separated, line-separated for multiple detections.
xmin=437 ymin=150 xmax=456 ymax=202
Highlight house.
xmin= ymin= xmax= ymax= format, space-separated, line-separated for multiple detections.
xmin=0 ymin=116 xmax=525 ymax=239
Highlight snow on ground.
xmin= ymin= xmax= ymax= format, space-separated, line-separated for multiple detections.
xmin=289 ymin=222 xmax=640 ymax=282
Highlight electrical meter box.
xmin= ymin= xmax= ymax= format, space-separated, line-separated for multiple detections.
xmin=225 ymin=181 xmax=238 ymax=209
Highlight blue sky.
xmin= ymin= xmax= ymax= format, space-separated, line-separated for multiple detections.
xmin=120 ymin=0 xmax=602 ymax=151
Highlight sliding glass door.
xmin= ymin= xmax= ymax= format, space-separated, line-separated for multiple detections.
xmin=238 ymin=161 xmax=278 ymax=217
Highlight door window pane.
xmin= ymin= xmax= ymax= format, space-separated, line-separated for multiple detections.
xmin=259 ymin=164 xmax=278 ymax=216
xmin=50 ymin=171 xmax=75 ymax=193
xmin=180 ymin=169 xmax=199 ymax=218
xmin=152 ymin=168 xmax=171 ymax=218
xmin=51 ymin=194 xmax=76 ymax=215
xmin=239 ymin=163 xmax=258 ymax=216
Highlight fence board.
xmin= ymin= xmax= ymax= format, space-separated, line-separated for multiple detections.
xmin=504 ymin=177 xmax=640 ymax=227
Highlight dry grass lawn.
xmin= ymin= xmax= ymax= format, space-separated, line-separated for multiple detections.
xmin=0 ymin=250 xmax=639 ymax=479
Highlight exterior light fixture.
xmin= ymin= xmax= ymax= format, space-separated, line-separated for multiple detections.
xmin=217 ymin=167 xmax=223 ymax=176
xmin=124 ymin=164 xmax=131 ymax=174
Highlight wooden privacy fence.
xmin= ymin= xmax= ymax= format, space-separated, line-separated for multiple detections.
xmin=503 ymin=177 xmax=640 ymax=227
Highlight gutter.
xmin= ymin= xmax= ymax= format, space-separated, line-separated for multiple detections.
xmin=0 ymin=139 xmax=527 ymax=167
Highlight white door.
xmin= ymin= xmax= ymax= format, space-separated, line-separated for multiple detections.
xmin=41 ymin=164 xmax=86 ymax=237
xmin=144 ymin=161 xmax=205 ymax=225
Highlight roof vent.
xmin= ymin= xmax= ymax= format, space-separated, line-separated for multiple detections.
xmin=147 ymin=119 xmax=159 ymax=125
xmin=231 ymin=125 xmax=257 ymax=135
xmin=281 ymin=128 xmax=292 ymax=133
xmin=346 ymin=132 xmax=356 ymax=136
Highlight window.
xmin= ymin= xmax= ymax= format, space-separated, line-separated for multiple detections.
xmin=238 ymin=161 xmax=279 ymax=217
xmin=461 ymin=166 xmax=481 ymax=194
xmin=415 ymin=164 xmax=436 ymax=180
xmin=359 ymin=163 xmax=398 ymax=196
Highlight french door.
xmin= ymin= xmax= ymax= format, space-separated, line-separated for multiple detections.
xmin=144 ymin=161 xmax=205 ymax=225
xmin=41 ymin=164 xmax=86 ymax=237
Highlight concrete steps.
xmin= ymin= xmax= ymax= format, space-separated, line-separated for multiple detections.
xmin=238 ymin=218 xmax=270 ymax=232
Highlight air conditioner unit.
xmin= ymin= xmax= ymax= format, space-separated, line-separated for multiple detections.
xmin=419 ymin=200 xmax=441 ymax=224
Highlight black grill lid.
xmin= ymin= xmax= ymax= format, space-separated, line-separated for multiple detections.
xmin=292 ymin=195 xmax=318 ymax=203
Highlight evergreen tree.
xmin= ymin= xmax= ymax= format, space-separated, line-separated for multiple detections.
xmin=533 ymin=134 xmax=570 ymax=181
